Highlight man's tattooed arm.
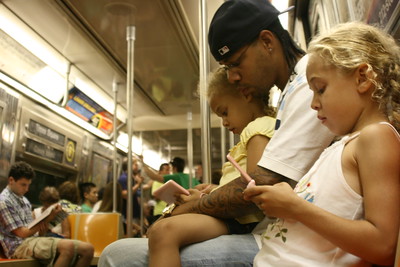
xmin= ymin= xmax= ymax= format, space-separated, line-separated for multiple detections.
xmin=172 ymin=166 xmax=294 ymax=218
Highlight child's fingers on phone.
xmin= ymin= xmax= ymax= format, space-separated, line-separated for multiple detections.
xmin=243 ymin=186 xmax=261 ymax=199
xmin=174 ymin=192 xmax=192 ymax=204
xmin=201 ymin=184 xmax=212 ymax=192
xmin=246 ymin=179 xmax=256 ymax=188
xmin=188 ymin=188 xmax=200 ymax=194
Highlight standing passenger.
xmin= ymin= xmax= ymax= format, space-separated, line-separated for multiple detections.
xmin=150 ymin=163 xmax=171 ymax=222
xmin=194 ymin=162 xmax=203 ymax=183
xmin=142 ymin=157 xmax=200 ymax=189
xmin=118 ymin=158 xmax=143 ymax=225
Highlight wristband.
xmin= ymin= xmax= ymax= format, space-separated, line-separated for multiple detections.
xmin=162 ymin=203 xmax=176 ymax=217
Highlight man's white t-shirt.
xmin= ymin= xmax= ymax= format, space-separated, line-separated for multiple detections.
xmin=254 ymin=55 xmax=335 ymax=248
xmin=257 ymin=55 xmax=334 ymax=181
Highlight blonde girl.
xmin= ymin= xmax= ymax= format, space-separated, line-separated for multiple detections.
xmin=244 ymin=22 xmax=400 ymax=266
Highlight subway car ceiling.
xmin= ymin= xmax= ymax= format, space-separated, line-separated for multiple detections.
xmin=0 ymin=0 xmax=400 ymax=172
xmin=0 ymin=0 xmax=226 ymax=169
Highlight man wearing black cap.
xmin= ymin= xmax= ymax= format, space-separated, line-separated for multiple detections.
xmin=99 ymin=1 xmax=334 ymax=266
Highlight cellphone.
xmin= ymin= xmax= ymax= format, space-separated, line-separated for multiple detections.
xmin=226 ymin=154 xmax=255 ymax=187
xmin=152 ymin=180 xmax=190 ymax=204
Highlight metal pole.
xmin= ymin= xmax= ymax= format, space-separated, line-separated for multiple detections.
xmin=139 ymin=180 xmax=143 ymax=236
xmin=187 ymin=111 xmax=193 ymax=188
xmin=126 ymin=25 xmax=135 ymax=237
xmin=112 ymin=81 xmax=118 ymax=213
xmin=61 ymin=63 xmax=71 ymax=107
xmin=229 ymin=131 xmax=234 ymax=149
xmin=139 ymin=131 xmax=144 ymax=237
xmin=199 ymin=0 xmax=211 ymax=184
xmin=220 ymin=123 xmax=226 ymax=165
xmin=167 ymin=144 xmax=171 ymax=162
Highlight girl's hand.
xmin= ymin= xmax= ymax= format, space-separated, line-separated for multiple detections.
xmin=174 ymin=188 xmax=202 ymax=205
xmin=243 ymin=182 xmax=300 ymax=219
xmin=194 ymin=183 xmax=215 ymax=193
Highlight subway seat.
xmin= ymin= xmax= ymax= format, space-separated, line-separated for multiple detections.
xmin=0 ymin=212 xmax=123 ymax=266
xmin=68 ymin=212 xmax=124 ymax=265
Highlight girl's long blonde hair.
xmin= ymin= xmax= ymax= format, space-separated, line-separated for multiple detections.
xmin=308 ymin=22 xmax=400 ymax=132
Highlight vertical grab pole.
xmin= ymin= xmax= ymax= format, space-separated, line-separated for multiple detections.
xmin=187 ymin=111 xmax=193 ymax=188
xmin=139 ymin=131 xmax=144 ymax=237
xmin=126 ymin=25 xmax=135 ymax=237
xmin=229 ymin=132 xmax=234 ymax=149
xmin=220 ymin=124 xmax=226 ymax=166
xmin=112 ymin=81 xmax=118 ymax=213
xmin=167 ymin=144 xmax=171 ymax=162
xmin=199 ymin=0 xmax=211 ymax=184
xmin=61 ymin=63 xmax=71 ymax=107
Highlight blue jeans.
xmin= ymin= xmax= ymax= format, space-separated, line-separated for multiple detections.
xmin=98 ymin=234 xmax=258 ymax=267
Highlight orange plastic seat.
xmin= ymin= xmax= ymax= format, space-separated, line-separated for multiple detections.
xmin=68 ymin=212 xmax=123 ymax=261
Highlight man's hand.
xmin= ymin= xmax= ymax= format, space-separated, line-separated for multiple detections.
xmin=134 ymin=174 xmax=143 ymax=185
xmin=38 ymin=221 xmax=49 ymax=236
xmin=14 ymin=204 xmax=63 ymax=238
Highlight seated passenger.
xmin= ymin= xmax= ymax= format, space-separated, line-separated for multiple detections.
xmin=92 ymin=186 xmax=104 ymax=213
xmin=97 ymin=182 xmax=123 ymax=213
xmin=0 ymin=161 xmax=94 ymax=266
xmin=33 ymin=186 xmax=71 ymax=238
xmin=98 ymin=0 xmax=335 ymax=265
xmin=147 ymin=66 xmax=276 ymax=266
xmin=243 ymin=22 xmax=400 ymax=266
xmin=79 ymin=182 xmax=98 ymax=213
xmin=58 ymin=181 xmax=82 ymax=213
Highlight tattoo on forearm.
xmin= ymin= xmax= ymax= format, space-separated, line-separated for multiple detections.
xmin=193 ymin=167 xmax=292 ymax=219
xmin=196 ymin=178 xmax=255 ymax=218
xmin=250 ymin=167 xmax=292 ymax=186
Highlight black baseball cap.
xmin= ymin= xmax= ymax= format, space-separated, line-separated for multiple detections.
xmin=208 ymin=0 xmax=291 ymax=61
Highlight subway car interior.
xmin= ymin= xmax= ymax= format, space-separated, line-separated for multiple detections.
xmin=0 ymin=0 xmax=399 ymax=266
